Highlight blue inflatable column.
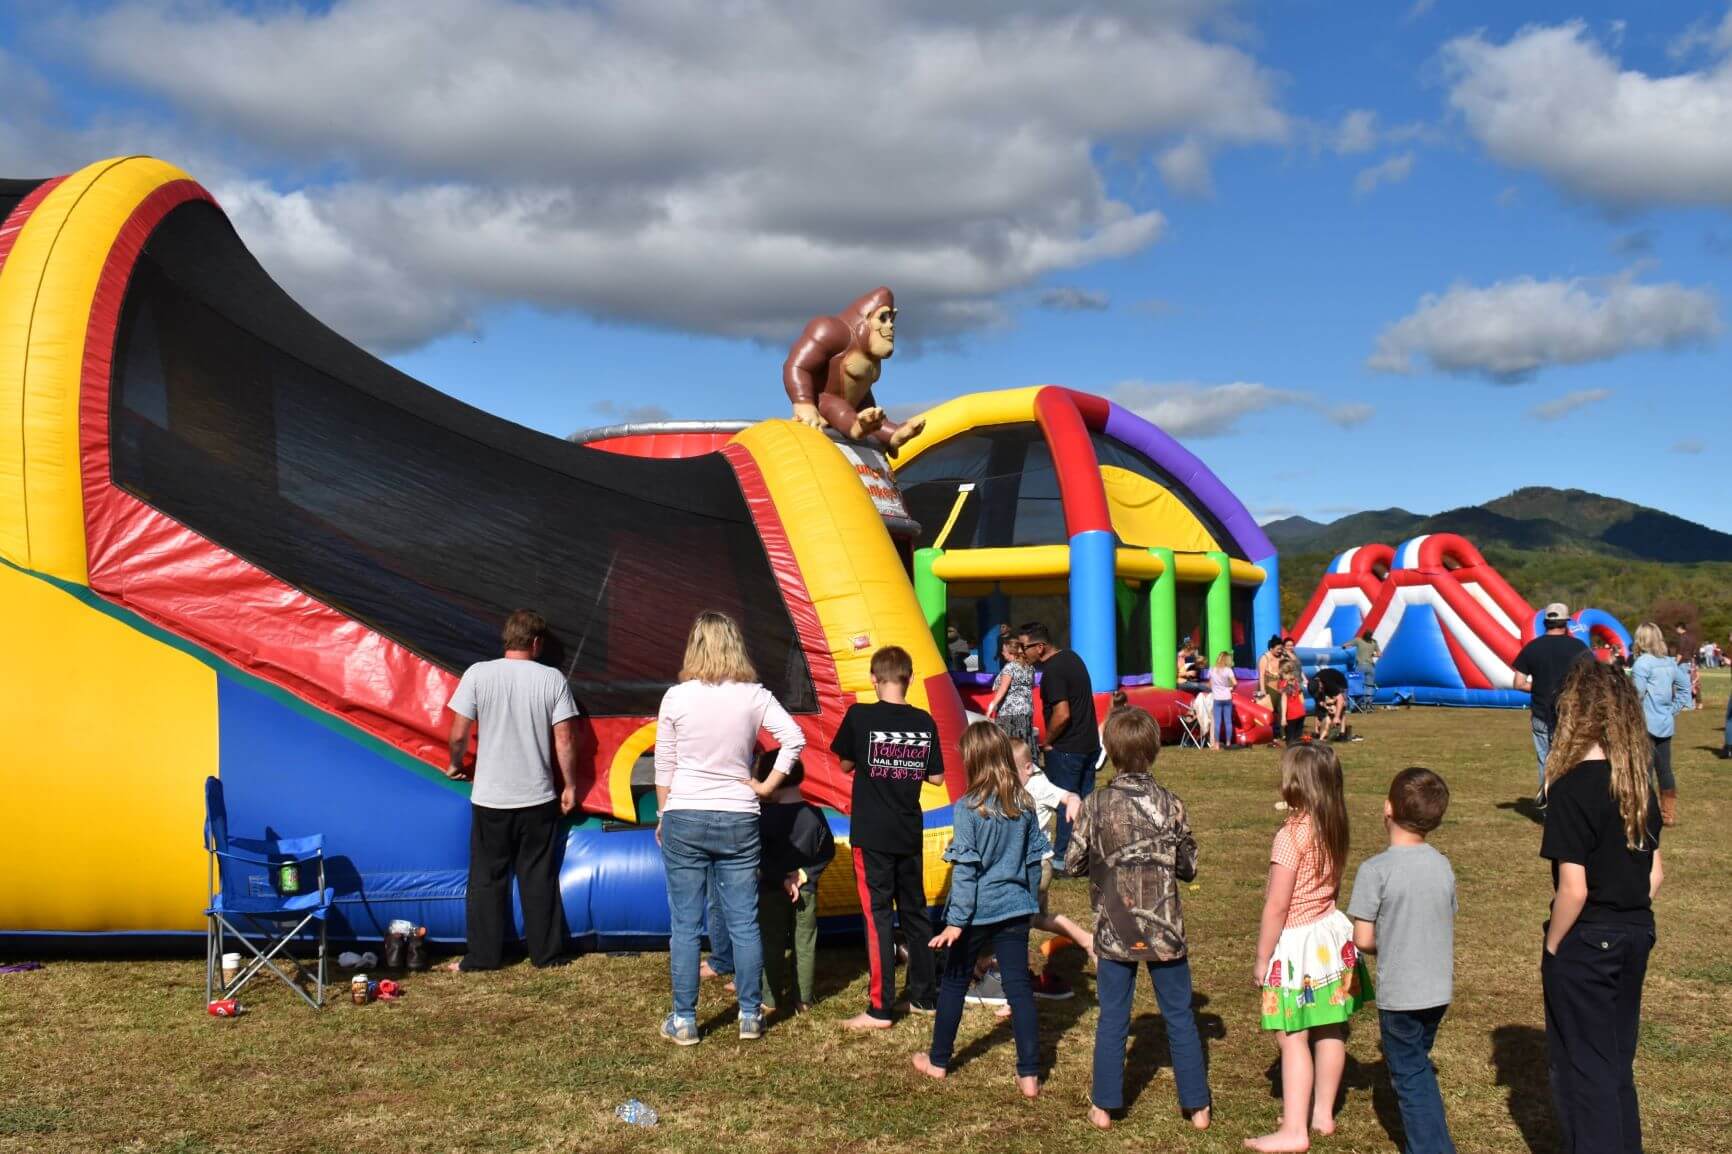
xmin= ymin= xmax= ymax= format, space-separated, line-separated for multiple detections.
xmin=976 ymin=590 xmax=1010 ymax=674
xmin=1069 ymin=529 xmax=1118 ymax=693
xmin=1252 ymin=553 xmax=1282 ymax=647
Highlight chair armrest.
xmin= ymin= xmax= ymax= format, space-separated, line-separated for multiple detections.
xmin=229 ymin=833 xmax=325 ymax=861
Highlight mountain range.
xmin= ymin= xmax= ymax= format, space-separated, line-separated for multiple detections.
xmin=1262 ymin=487 xmax=1732 ymax=565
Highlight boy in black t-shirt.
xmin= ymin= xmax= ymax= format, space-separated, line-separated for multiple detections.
xmin=831 ymin=646 xmax=946 ymax=1030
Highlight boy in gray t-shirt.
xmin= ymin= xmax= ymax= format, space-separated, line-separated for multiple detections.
xmin=1348 ymin=768 xmax=1457 ymax=1154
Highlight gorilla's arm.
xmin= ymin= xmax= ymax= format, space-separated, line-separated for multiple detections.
xmin=783 ymin=315 xmax=850 ymax=411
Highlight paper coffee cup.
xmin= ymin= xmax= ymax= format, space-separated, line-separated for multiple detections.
xmin=221 ymin=952 xmax=241 ymax=985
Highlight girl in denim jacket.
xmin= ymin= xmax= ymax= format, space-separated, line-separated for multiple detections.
xmin=912 ymin=721 xmax=1049 ymax=1098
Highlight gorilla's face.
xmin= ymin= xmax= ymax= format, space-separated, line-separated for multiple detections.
xmin=867 ymin=305 xmax=896 ymax=358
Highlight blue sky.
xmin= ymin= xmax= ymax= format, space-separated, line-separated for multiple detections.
xmin=4 ymin=1 xmax=1729 ymax=531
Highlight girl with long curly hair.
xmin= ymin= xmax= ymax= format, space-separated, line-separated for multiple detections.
xmin=1540 ymin=658 xmax=1664 ymax=1154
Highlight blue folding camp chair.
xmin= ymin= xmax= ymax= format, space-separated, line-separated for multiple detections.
xmin=1347 ymin=670 xmax=1375 ymax=714
xmin=204 ymin=777 xmax=332 ymax=1009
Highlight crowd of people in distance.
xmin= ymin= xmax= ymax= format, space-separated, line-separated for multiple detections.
xmin=440 ymin=607 xmax=1671 ymax=1150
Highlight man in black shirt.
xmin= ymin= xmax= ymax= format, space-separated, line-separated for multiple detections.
xmin=1307 ymin=663 xmax=1351 ymax=742
xmin=1015 ymin=621 xmax=1100 ymax=857
xmin=1512 ymin=603 xmax=1591 ymax=806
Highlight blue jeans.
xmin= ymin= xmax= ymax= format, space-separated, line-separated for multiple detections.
xmin=1212 ymin=700 xmax=1235 ymax=747
xmin=660 ymin=810 xmax=762 ymax=1021
xmin=1531 ymin=716 xmax=1551 ymax=795
xmin=705 ymin=867 xmax=733 ymax=976
xmin=1043 ymin=749 xmax=1096 ymax=858
xmin=930 ymin=916 xmax=1039 ymax=1077
xmin=1380 ymin=1005 xmax=1455 ymax=1154
xmin=1092 ymin=956 xmax=1211 ymax=1113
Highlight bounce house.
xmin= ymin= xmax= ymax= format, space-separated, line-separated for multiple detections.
xmin=1293 ymin=533 xmax=1631 ymax=707
xmin=0 ymin=157 xmax=1276 ymax=950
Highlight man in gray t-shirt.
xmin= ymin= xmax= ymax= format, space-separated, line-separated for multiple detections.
xmin=444 ymin=609 xmax=581 ymax=971
xmin=1348 ymin=768 xmax=1458 ymax=1154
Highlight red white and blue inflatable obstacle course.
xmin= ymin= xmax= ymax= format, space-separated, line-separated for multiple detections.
xmin=1293 ymin=533 xmax=1631 ymax=708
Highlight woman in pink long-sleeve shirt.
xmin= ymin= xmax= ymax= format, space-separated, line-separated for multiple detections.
xmin=654 ymin=611 xmax=805 ymax=1045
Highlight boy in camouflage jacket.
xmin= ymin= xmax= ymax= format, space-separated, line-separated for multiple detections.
xmin=1065 ymin=707 xmax=1212 ymax=1131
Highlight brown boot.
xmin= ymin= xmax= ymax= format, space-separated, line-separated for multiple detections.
xmin=1660 ymin=789 xmax=1678 ymax=827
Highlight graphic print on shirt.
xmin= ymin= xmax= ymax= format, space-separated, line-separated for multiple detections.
xmin=867 ymin=731 xmax=933 ymax=780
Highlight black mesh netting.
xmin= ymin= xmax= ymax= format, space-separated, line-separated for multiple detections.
xmin=0 ymin=179 xmax=48 ymax=227
xmin=108 ymin=201 xmax=814 ymax=717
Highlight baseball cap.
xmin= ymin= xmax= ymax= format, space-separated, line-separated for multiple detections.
xmin=1543 ymin=602 xmax=1570 ymax=624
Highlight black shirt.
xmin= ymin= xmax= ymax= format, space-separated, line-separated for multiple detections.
xmin=1512 ymin=633 xmax=1590 ymax=727
xmin=829 ymin=701 xmax=944 ymax=856
xmin=1540 ymin=759 xmax=1661 ymax=928
xmin=1308 ymin=667 xmax=1348 ymax=701
xmin=1037 ymin=648 xmax=1100 ymax=756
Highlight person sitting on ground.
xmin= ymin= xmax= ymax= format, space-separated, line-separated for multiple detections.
xmin=1308 ymin=663 xmax=1352 ymax=743
xmin=1067 ymin=707 xmax=1211 ymax=1132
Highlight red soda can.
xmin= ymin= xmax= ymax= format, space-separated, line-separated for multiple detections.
xmin=207 ymin=998 xmax=241 ymax=1017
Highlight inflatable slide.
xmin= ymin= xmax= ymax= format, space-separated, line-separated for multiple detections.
xmin=0 ymin=157 xmax=967 ymax=947
xmin=1293 ymin=533 xmax=1630 ymax=707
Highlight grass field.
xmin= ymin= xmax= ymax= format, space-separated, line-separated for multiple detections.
xmin=3 ymin=675 xmax=1729 ymax=1153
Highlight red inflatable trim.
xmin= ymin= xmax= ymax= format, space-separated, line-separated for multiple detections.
xmin=78 ymin=181 xmax=460 ymax=768
xmin=720 ymin=442 xmax=855 ymax=812
xmin=585 ymin=432 xmax=734 ymax=459
xmin=0 ymin=177 xmax=66 ymax=275
xmin=1033 ymin=387 xmax=1111 ymax=537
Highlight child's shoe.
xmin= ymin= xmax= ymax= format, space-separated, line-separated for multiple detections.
xmin=659 ymin=1014 xmax=700 ymax=1046
xmin=738 ymin=1012 xmax=764 ymax=1040
xmin=965 ymin=968 xmax=1007 ymax=1006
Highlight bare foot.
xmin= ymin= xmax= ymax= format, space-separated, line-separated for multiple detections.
xmin=910 ymin=1053 xmax=946 ymax=1080
xmin=699 ymin=960 xmax=722 ymax=981
xmin=843 ymin=1011 xmax=893 ymax=1031
xmin=1311 ymin=1113 xmax=1336 ymax=1136
xmin=994 ymin=1004 xmax=1011 ymax=1019
xmin=1243 ymin=1131 xmax=1309 ymax=1152
xmin=724 ymin=979 xmax=736 ymax=994
xmin=1089 ymin=1106 xmax=1112 ymax=1130
xmin=1189 ymin=1106 xmax=1212 ymax=1130
xmin=1017 ymin=1074 xmax=1040 ymax=1099
xmin=438 ymin=959 xmax=464 ymax=973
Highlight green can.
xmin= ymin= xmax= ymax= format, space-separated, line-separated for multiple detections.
xmin=278 ymin=862 xmax=300 ymax=894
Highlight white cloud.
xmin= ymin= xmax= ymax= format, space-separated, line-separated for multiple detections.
xmin=1668 ymin=13 xmax=1732 ymax=61
xmin=1039 ymin=287 xmax=1110 ymax=311
xmin=1672 ymin=438 xmax=1707 ymax=455
xmin=1370 ymin=273 xmax=1720 ymax=381
xmin=23 ymin=0 xmax=1287 ymax=352
xmin=1528 ymin=387 xmax=1612 ymax=421
xmin=1354 ymin=152 xmax=1415 ymax=196
xmin=1157 ymin=137 xmax=1215 ymax=197
xmin=1446 ymin=21 xmax=1732 ymax=210
xmin=1111 ymin=381 xmax=1372 ymax=438
xmin=1334 ymin=110 xmax=1380 ymax=155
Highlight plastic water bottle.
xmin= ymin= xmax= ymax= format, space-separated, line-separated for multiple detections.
xmin=614 ymin=1099 xmax=658 ymax=1127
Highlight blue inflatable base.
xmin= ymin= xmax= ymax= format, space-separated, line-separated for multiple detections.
xmin=1373 ymin=686 xmax=1530 ymax=708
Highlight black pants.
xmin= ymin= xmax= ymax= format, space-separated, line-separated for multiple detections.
xmin=464 ymin=801 xmax=567 ymax=969
xmin=852 ymin=846 xmax=935 ymax=1018
xmin=1542 ymin=921 xmax=1654 ymax=1153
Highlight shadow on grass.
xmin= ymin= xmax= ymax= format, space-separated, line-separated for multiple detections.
xmin=1120 ymin=992 xmax=1226 ymax=1112
xmin=1496 ymin=797 xmax=1547 ymax=825
xmin=1492 ymin=1024 xmax=1558 ymax=1154
xmin=1692 ymin=745 xmax=1728 ymax=758
xmin=1251 ymin=1021 xmax=1405 ymax=1148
